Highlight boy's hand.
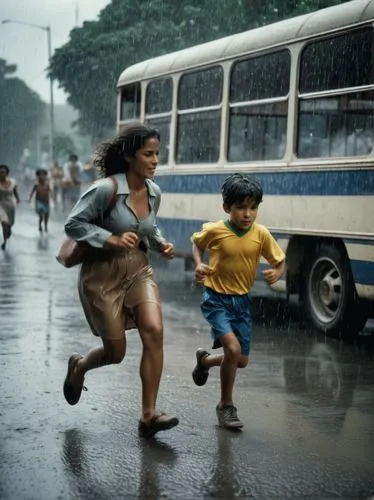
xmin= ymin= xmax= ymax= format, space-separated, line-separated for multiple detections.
xmin=262 ymin=266 xmax=283 ymax=285
xmin=195 ymin=263 xmax=211 ymax=283
xmin=160 ymin=241 xmax=174 ymax=260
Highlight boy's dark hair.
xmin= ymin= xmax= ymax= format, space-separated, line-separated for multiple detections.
xmin=36 ymin=169 xmax=48 ymax=176
xmin=69 ymin=154 xmax=78 ymax=162
xmin=222 ymin=173 xmax=263 ymax=207
xmin=0 ymin=164 xmax=10 ymax=175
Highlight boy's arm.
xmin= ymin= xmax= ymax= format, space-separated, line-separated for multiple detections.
xmin=262 ymin=259 xmax=285 ymax=285
xmin=28 ymin=185 xmax=36 ymax=203
xmin=261 ymin=228 xmax=285 ymax=285
xmin=191 ymin=222 xmax=215 ymax=282
xmin=192 ymin=241 xmax=204 ymax=266
xmin=192 ymin=241 xmax=211 ymax=283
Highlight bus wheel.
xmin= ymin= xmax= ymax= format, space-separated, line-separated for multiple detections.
xmin=304 ymin=244 xmax=367 ymax=338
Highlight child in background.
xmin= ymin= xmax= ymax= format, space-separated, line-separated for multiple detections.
xmin=191 ymin=173 xmax=285 ymax=429
xmin=29 ymin=169 xmax=53 ymax=233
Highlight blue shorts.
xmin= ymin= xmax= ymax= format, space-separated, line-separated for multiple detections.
xmin=200 ymin=287 xmax=252 ymax=356
xmin=35 ymin=200 xmax=49 ymax=215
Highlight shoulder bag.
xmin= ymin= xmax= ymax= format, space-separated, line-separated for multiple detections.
xmin=56 ymin=176 xmax=118 ymax=268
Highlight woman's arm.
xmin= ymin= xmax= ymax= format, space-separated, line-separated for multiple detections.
xmin=147 ymin=186 xmax=167 ymax=252
xmin=64 ymin=180 xmax=114 ymax=248
xmin=13 ymin=186 xmax=21 ymax=204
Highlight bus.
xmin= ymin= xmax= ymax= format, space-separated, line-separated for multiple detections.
xmin=116 ymin=0 xmax=374 ymax=338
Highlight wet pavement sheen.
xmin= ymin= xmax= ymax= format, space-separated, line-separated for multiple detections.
xmin=1 ymin=205 xmax=374 ymax=499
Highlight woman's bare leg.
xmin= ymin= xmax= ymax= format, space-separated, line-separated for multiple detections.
xmin=1 ymin=222 xmax=9 ymax=250
xmin=69 ymin=337 xmax=126 ymax=387
xmin=134 ymin=301 xmax=164 ymax=422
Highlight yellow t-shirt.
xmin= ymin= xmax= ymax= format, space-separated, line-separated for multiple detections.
xmin=191 ymin=220 xmax=285 ymax=295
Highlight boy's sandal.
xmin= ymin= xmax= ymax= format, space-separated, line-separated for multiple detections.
xmin=63 ymin=354 xmax=87 ymax=406
xmin=192 ymin=348 xmax=210 ymax=386
xmin=138 ymin=413 xmax=179 ymax=439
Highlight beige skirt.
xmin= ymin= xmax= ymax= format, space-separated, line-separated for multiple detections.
xmin=78 ymin=247 xmax=160 ymax=339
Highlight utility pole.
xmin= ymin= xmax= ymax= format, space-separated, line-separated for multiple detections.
xmin=46 ymin=25 xmax=55 ymax=166
xmin=75 ymin=0 xmax=79 ymax=27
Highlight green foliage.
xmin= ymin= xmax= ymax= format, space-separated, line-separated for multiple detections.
xmin=41 ymin=131 xmax=76 ymax=162
xmin=0 ymin=58 xmax=46 ymax=167
xmin=50 ymin=0 xmax=349 ymax=142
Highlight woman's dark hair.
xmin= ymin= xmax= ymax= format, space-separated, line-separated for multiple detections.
xmin=93 ymin=121 xmax=160 ymax=177
xmin=222 ymin=173 xmax=263 ymax=207
xmin=0 ymin=164 xmax=10 ymax=175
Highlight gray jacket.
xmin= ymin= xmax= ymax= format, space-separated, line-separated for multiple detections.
xmin=64 ymin=173 xmax=166 ymax=252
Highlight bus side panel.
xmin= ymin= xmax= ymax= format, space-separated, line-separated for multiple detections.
xmin=345 ymin=240 xmax=374 ymax=300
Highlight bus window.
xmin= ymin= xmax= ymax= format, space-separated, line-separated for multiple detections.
xmin=178 ymin=66 xmax=223 ymax=109
xmin=177 ymin=110 xmax=221 ymax=164
xmin=176 ymin=66 xmax=223 ymax=164
xmin=146 ymin=78 xmax=172 ymax=114
xmin=228 ymin=50 xmax=290 ymax=162
xmin=230 ymin=51 xmax=290 ymax=102
xmin=298 ymin=28 xmax=374 ymax=158
xmin=145 ymin=116 xmax=171 ymax=165
xmin=229 ymin=103 xmax=287 ymax=162
xmin=300 ymin=28 xmax=374 ymax=93
xmin=298 ymin=91 xmax=374 ymax=158
xmin=145 ymin=78 xmax=173 ymax=165
xmin=120 ymin=83 xmax=141 ymax=121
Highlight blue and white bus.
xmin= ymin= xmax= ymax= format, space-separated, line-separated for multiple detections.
xmin=116 ymin=0 xmax=374 ymax=337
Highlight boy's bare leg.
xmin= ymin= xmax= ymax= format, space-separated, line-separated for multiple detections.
xmin=202 ymin=354 xmax=223 ymax=368
xmin=215 ymin=333 xmax=244 ymax=429
xmin=219 ymin=333 xmax=241 ymax=406
xmin=202 ymin=352 xmax=249 ymax=369
xmin=44 ymin=213 xmax=49 ymax=232
xmin=194 ymin=348 xmax=248 ymax=388
xmin=38 ymin=213 xmax=43 ymax=232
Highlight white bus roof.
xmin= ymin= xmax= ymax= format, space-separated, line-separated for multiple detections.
xmin=117 ymin=0 xmax=374 ymax=87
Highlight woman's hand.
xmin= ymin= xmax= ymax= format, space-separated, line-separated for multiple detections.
xmin=160 ymin=241 xmax=174 ymax=260
xmin=105 ymin=232 xmax=139 ymax=249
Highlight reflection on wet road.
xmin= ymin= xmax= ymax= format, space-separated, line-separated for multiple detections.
xmin=1 ymin=206 xmax=374 ymax=499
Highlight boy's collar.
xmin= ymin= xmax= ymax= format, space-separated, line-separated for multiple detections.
xmin=224 ymin=219 xmax=253 ymax=236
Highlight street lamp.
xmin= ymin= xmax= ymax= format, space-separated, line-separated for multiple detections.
xmin=1 ymin=19 xmax=55 ymax=167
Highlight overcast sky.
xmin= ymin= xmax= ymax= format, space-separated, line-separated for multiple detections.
xmin=0 ymin=0 xmax=110 ymax=104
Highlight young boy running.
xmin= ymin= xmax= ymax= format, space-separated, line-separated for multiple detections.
xmin=191 ymin=173 xmax=285 ymax=429
xmin=28 ymin=169 xmax=53 ymax=233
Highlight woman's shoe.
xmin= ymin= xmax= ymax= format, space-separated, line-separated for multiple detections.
xmin=138 ymin=413 xmax=179 ymax=438
xmin=63 ymin=354 xmax=87 ymax=405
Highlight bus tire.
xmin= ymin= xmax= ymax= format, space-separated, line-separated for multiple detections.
xmin=303 ymin=243 xmax=367 ymax=338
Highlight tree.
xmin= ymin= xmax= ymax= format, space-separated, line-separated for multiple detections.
xmin=41 ymin=131 xmax=76 ymax=163
xmin=50 ymin=0 xmax=349 ymax=142
xmin=0 ymin=58 xmax=46 ymax=168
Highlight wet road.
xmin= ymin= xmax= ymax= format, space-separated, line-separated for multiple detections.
xmin=1 ymin=203 xmax=374 ymax=499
